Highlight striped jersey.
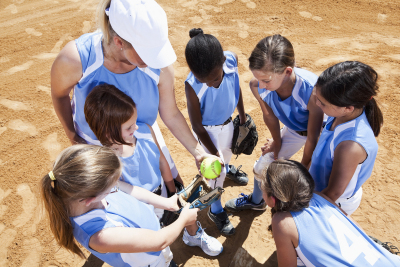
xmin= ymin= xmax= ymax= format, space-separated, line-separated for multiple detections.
xmin=258 ymin=67 xmax=317 ymax=132
xmin=309 ymin=111 xmax=378 ymax=198
xmin=72 ymin=31 xmax=160 ymax=145
xmin=291 ymin=194 xmax=400 ymax=266
xmin=71 ymin=191 xmax=161 ymax=267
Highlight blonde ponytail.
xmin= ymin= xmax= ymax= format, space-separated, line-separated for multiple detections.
xmin=40 ymin=145 xmax=122 ymax=258
xmin=97 ymin=0 xmax=114 ymax=45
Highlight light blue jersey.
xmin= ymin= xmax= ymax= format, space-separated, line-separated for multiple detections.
xmin=309 ymin=111 xmax=378 ymax=197
xmin=71 ymin=191 xmax=161 ymax=267
xmin=72 ymin=32 xmax=160 ymax=145
xmin=291 ymin=194 xmax=400 ymax=266
xmin=258 ymin=68 xmax=317 ymax=132
xmin=120 ymin=123 xmax=161 ymax=192
xmin=185 ymin=51 xmax=240 ymax=126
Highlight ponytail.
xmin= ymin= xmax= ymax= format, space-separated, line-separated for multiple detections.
xmin=317 ymin=61 xmax=383 ymax=137
xmin=365 ymin=98 xmax=383 ymax=137
xmin=40 ymin=145 xmax=122 ymax=258
xmin=97 ymin=0 xmax=115 ymax=45
xmin=41 ymin=174 xmax=84 ymax=258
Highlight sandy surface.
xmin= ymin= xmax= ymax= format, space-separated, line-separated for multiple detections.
xmin=0 ymin=0 xmax=400 ymax=266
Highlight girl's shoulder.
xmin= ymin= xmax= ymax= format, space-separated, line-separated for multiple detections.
xmin=330 ymin=112 xmax=374 ymax=138
xmin=272 ymin=211 xmax=297 ymax=242
xmin=223 ymin=51 xmax=238 ymax=69
xmin=294 ymin=67 xmax=318 ymax=87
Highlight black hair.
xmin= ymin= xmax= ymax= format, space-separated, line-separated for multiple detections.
xmin=185 ymin=28 xmax=225 ymax=80
xmin=316 ymin=61 xmax=383 ymax=137
xmin=248 ymin=34 xmax=295 ymax=73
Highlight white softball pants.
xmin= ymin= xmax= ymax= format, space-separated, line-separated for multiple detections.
xmin=336 ymin=187 xmax=363 ymax=216
xmin=193 ymin=121 xmax=234 ymax=189
xmin=253 ymin=126 xmax=307 ymax=181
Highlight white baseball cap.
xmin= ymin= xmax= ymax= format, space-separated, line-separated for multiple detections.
xmin=108 ymin=0 xmax=177 ymax=69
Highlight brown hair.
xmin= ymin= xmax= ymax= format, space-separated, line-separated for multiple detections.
xmin=248 ymin=34 xmax=295 ymax=73
xmin=40 ymin=145 xmax=122 ymax=258
xmin=316 ymin=61 xmax=383 ymax=137
xmin=260 ymin=160 xmax=314 ymax=232
xmin=84 ymin=84 xmax=137 ymax=147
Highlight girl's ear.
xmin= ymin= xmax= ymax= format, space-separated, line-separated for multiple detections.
xmin=344 ymin=105 xmax=355 ymax=114
xmin=285 ymin=66 xmax=293 ymax=76
xmin=271 ymin=195 xmax=277 ymax=208
xmin=82 ymin=197 xmax=97 ymax=207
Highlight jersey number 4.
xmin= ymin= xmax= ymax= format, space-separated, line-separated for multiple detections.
xmin=328 ymin=215 xmax=381 ymax=265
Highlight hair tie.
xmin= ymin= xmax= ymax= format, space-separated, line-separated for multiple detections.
xmin=49 ymin=171 xmax=56 ymax=181
xmin=370 ymin=96 xmax=374 ymax=100
xmin=105 ymin=7 xmax=110 ymax=16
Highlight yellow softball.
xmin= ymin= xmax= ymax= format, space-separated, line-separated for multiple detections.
xmin=200 ymin=158 xmax=222 ymax=179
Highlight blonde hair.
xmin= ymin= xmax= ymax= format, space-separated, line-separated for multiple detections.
xmin=40 ymin=144 xmax=122 ymax=258
xmin=97 ymin=0 xmax=131 ymax=46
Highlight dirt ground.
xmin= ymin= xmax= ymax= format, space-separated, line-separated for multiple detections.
xmin=0 ymin=0 xmax=400 ymax=266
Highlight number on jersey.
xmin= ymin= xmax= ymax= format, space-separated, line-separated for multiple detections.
xmin=328 ymin=215 xmax=381 ymax=265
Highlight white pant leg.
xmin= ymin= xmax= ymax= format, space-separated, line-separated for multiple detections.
xmin=152 ymin=121 xmax=178 ymax=178
xmin=254 ymin=126 xmax=307 ymax=181
xmin=336 ymin=187 xmax=363 ymax=215
xmin=161 ymin=246 xmax=173 ymax=267
xmin=154 ymin=179 xmax=168 ymax=220
xmin=192 ymin=122 xmax=234 ymax=189
xmin=150 ymin=246 xmax=173 ymax=267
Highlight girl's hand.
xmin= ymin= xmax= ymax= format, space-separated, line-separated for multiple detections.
xmin=166 ymin=194 xmax=180 ymax=211
xmin=68 ymin=132 xmax=87 ymax=145
xmin=179 ymin=204 xmax=199 ymax=226
xmin=261 ymin=138 xmax=275 ymax=156
xmin=261 ymin=138 xmax=281 ymax=160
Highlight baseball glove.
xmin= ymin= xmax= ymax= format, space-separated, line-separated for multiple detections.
xmin=369 ymin=235 xmax=400 ymax=255
xmin=231 ymin=113 xmax=258 ymax=155
xmin=176 ymin=175 xmax=224 ymax=213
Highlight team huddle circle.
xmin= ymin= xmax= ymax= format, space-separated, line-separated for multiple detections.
xmin=35 ymin=0 xmax=400 ymax=266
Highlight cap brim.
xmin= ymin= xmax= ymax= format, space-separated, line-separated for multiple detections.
xmin=135 ymin=40 xmax=177 ymax=69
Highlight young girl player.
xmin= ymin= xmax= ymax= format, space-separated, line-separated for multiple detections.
xmin=225 ymin=35 xmax=324 ymax=212
xmin=184 ymin=28 xmax=248 ymax=236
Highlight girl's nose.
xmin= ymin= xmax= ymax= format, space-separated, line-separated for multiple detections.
xmin=258 ymin=81 xmax=267 ymax=89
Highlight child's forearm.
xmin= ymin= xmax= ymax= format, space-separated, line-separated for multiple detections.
xmin=164 ymin=179 xmax=176 ymax=194
xmin=155 ymin=216 xmax=188 ymax=249
xmin=237 ymin=88 xmax=246 ymax=124
xmin=264 ymin=114 xmax=281 ymax=143
xmin=192 ymin=126 xmax=219 ymax=155
xmin=301 ymin=137 xmax=318 ymax=167
xmin=119 ymin=181 xmax=174 ymax=210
